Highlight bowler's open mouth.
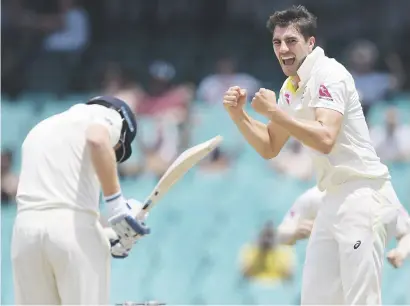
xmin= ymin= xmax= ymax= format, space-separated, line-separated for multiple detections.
xmin=281 ymin=56 xmax=296 ymax=66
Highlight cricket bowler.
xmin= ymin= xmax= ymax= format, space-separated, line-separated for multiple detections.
xmin=277 ymin=186 xmax=410 ymax=269
xmin=223 ymin=5 xmax=402 ymax=305
xmin=11 ymin=96 xmax=150 ymax=305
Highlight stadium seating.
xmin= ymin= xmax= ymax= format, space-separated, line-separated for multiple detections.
xmin=1 ymin=97 xmax=409 ymax=305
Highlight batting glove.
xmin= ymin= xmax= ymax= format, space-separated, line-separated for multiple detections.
xmin=103 ymin=227 xmax=131 ymax=259
xmin=106 ymin=196 xmax=151 ymax=249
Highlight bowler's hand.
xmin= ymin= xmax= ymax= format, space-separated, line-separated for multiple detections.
xmin=223 ymin=86 xmax=247 ymax=118
xmin=251 ymin=88 xmax=278 ymax=118
xmin=387 ymin=249 xmax=404 ymax=268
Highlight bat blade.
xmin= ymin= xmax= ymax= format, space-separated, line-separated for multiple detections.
xmin=142 ymin=135 xmax=223 ymax=212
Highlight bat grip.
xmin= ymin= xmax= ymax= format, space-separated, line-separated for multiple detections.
xmin=142 ymin=200 xmax=152 ymax=210
xmin=142 ymin=191 xmax=158 ymax=211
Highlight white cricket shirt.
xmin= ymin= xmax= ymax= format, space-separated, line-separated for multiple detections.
xmin=279 ymin=186 xmax=410 ymax=242
xmin=277 ymin=186 xmax=323 ymax=244
xmin=277 ymin=47 xmax=390 ymax=191
xmin=280 ymin=186 xmax=323 ymax=226
xmin=395 ymin=205 xmax=410 ymax=238
xmin=16 ymin=104 xmax=123 ymax=215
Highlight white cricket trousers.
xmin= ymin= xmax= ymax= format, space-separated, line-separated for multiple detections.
xmin=11 ymin=208 xmax=111 ymax=305
xmin=301 ymin=179 xmax=400 ymax=305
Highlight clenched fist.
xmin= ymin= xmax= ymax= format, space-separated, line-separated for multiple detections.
xmin=387 ymin=249 xmax=405 ymax=268
xmin=223 ymin=86 xmax=247 ymax=118
xmin=251 ymin=88 xmax=278 ymax=118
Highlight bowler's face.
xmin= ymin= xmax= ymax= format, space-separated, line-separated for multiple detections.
xmin=272 ymin=25 xmax=315 ymax=77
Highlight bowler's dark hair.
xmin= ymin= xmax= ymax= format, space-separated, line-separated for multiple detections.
xmin=266 ymin=5 xmax=317 ymax=41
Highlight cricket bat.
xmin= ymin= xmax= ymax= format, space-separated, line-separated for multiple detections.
xmin=141 ymin=135 xmax=223 ymax=212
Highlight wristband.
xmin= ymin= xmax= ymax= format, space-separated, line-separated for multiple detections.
xmin=104 ymin=191 xmax=127 ymax=217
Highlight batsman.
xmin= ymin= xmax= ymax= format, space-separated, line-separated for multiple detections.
xmin=11 ymin=96 xmax=150 ymax=305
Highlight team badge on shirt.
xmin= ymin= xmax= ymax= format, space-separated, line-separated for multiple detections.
xmin=284 ymin=92 xmax=291 ymax=105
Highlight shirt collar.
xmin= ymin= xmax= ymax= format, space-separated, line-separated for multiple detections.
xmin=297 ymin=47 xmax=325 ymax=85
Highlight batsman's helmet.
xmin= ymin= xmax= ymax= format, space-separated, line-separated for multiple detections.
xmin=86 ymin=96 xmax=137 ymax=163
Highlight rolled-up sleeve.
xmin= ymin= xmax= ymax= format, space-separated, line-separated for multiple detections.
xmin=91 ymin=108 xmax=123 ymax=147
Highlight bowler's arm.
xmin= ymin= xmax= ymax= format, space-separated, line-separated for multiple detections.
xmin=269 ymin=81 xmax=346 ymax=154
xmin=269 ymin=107 xmax=343 ymax=154
xmin=277 ymin=213 xmax=300 ymax=245
xmin=232 ymin=110 xmax=289 ymax=159
xmin=396 ymin=232 xmax=410 ymax=260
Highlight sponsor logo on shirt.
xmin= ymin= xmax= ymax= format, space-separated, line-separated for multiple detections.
xmin=104 ymin=117 xmax=113 ymax=126
xmin=318 ymin=84 xmax=333 ymax=101
xmin=354 ymin=240 xmax=361 ymax=249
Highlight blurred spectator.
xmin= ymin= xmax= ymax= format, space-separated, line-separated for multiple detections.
xmin=346 ymin=40 xmax=406 ymax=118
xmin=101 ymin=62 xmax=144 ymax=111
xmin=370 ymin=106 xmax=410 ymax=163
xmin=198 ymin=147 xmax=232 ymax=174
xmin=269 ymin=139 xmax=313 ymax=181
xmin=143 ymin=112 xmax=186 ymax=178
xmin=137 ymin=60 xmax=193 ymax=116
xmin=197 ymin=56 xmax=260 ymax=105
xmin=119 ymin=111 xmax=188 ymax=179
xmin=124 ymin=61 xmax=194 ymax=178
xmin=1 ymin=0 xmax=49 ymax=97
xmin=239 ymin=221 xmax=295 ymax=285
xmin=42 ymin=0 xmax=89 ymax=53
xmin=1 ymin=150 xmax=19 ymax=203
xmin=25 ymin=0 xmax=90 ymax=95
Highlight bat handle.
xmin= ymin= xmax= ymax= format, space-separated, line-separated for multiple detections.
xmin=142 ymin=200 xmax=152 ymax=211
xmin=142 ymin=190 xmax=158 ymax=211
